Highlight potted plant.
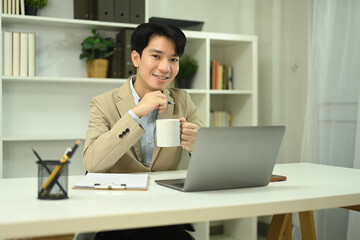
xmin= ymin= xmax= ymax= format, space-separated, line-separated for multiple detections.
xmin=80 ymin=29 xmax=114 ymax=78
xmin=25 ymin=0 xmax=48 ymax=15
xmin=176 ymin=54 xmax=198 ymax=88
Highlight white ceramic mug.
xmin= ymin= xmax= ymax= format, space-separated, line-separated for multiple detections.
xmin=156 ymin=119 xmax=180 ymax=147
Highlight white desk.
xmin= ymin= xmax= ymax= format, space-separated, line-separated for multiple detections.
xmin=1 ymin=163 xmax=360 ymax=239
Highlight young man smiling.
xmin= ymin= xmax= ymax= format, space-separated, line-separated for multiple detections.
xmin=83 ymin=22 xmax=203 ymax=239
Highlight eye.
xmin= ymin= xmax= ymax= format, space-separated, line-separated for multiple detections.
xmin=152 ymin=54 xmax=160 ymax=59
xmin=171 ymin=58 xmax=179 ymax=63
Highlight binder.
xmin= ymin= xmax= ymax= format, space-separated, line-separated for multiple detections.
xmin=109 ymin=40 xmax=122 ymax=78
xmin=28 ymin=32 xmax=36 ymax=77
xmin=130 ymin=0 xmax=145 ymax=24
xmin=114 ymin=0 xmax=130 ymax=23
xmin=73 ymin=0 xmax=95 ymax=20
xmin=12 ymin=32 xmax=20 ymax=77
xmin=4 ymin=32 xmax=12 ymax=76
xmin=95 ymin=0 xmax=114 ymax=22
xmin=116 ymin=28 xmax=136 ymax=78
xmin=19 ymin=32 xmax=28 ymax=77
xmin=73 ymin=173 xmax=149 ymax=190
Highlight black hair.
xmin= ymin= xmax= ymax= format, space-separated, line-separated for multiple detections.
xmin=131 ymin=22 xmax=186 ymax=57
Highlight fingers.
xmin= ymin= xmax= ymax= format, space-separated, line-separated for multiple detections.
xmin=132 ymin=91 xmax=168 ymax=117
xmin=180 ymin=120 xmax=199 ymax=152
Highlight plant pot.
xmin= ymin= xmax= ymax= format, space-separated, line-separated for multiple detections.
xmin=86 ymin=59 xmax=109 ymax=78
xmin=25 ymin=5 xmax=38 ymax=16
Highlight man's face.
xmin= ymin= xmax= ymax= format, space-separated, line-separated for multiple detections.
xmin=132 ymin=35 xmax=180 ymax=96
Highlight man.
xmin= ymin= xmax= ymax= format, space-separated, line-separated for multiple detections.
xmin=83 ymin=22 xmax=203 ymax=239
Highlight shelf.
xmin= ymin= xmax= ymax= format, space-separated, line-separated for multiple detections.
xmin=1 ymin=14 xmax=137 ymax=30
xmin=3 ymin=135 xmax=86 ymax=142
xmin=209 ymin=90 xmax=253 ymax=95
xmin=1 ymin=15 xmax=258 ymax=42
xmin=184 ymin=30 xmax=257 ymax=42
xmin=2 ymin=76 xmax=127 ymax=84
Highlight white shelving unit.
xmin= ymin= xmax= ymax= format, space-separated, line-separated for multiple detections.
xmin=0 ymin=4 xmax=258 ymax=240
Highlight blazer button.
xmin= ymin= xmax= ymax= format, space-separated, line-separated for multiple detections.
xmin=122 ymin=131 xmax=126 ymax=135
xmin=119 ymin=134 xmax=123 ymax=139
xmin=126 ymin=128 xmax=130 ymax=133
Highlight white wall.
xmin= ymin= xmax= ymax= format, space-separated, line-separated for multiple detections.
xmin=255 ymin=0 xmax=312 ymax=163
xmin=148 ymin=0 xmax=256 ymax=34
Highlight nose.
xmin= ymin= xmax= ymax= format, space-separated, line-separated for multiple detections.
xmin=158 ymin=59 xmax=170 ymax=73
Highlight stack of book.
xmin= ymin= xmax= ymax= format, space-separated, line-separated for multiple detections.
xmin=210 ymin=111 xmax=232 ymax=127
xmin=1 ymin=0 xmax=25 ymax=15
xmin=3 ymin=31 xmax=36 ymax=77
xmin=74 ymin=0 xmax=145 ymax=24
xmin=109 ymin=28 xmax=136 ymax=78
xmin=210 ymin=60 xmax=233 ymax=90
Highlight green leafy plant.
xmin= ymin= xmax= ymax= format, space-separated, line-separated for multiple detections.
xmin=177 ymin=54 xmax=198 ymax=80
xmin=80 ymin=29 xmax=115 ymax=63
xmin=25 ymin=0 xmax=48 ymax=9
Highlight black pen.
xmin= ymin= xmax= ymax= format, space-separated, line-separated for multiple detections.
xmin=40 ymin=139 xmax=81 ymax=197
xmin=139 ymin=99 xmax=175 ymax=105
xmin=32 ymin=148 xmax=67 ymax=196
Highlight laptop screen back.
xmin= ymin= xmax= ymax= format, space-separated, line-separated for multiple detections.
xmin=182 ymin=126 xmax=285 ymax=191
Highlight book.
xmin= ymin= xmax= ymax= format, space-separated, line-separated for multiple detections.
xmin=95 ymin=0 xmax=114 ymax=22
xmin=210 ymin=61 xmax=233 ymax=90
xmin=4 ymin=0 xmax=8 ymax=14
xmin=20 ymin=32 xmax=28 ymax=76
xmin=130 ymin=0 xmax=145 ymax=24
xmin=212 ymin=60 xmax=219 ymax=90
xmin=217 ymin=63 xmax=223 ymax=90
xmin=115 ymin=28 xmax=136 ymax=78
xmin=7 ymin=0 xmax=11 ymax=14
xmin=114 ymin=0 xmax=130 ymax=23
xmin=28 ymin=32 xmax=36 ymax=77
xmin=20 ymin=0 xmax=24 ymax=15
xmin=227 ymin=65 xmax=233 ymax=90
xmin=4 ymin=31 xmax=12 ymax=76
xmin=109 ymin=39 xmax=122 ymax=78
xmin=73 ymin=0 xmax=95 ymax=20
xmin=210 ymin=111 xmax=232 ymax=127
xmin=11 ymin=0 xmax=15 ymax=14
xmin=15 ymin=0 xmax=19 ymax=15
xmin=12 ymin=32 xmax=20 ymax=76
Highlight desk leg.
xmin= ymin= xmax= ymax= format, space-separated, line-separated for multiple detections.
xmin=266 ymin=213 xmax=292 ymax=240
xmin=299 ymin=211 xmax=316 ymax=240
xmin=343 ymin=205 xmax=360 ymax=212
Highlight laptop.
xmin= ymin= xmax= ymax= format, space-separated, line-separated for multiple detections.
xmin=155 ymin=126 xmax=285 ymax=192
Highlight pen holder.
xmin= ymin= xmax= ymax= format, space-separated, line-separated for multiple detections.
xmin=37 ymin=160 xmax=70 ymax=200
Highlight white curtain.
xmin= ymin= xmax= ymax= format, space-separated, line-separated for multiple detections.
xmin=301 ymin=0 xmax=360 ymax=239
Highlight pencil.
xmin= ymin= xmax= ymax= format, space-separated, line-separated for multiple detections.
xmin=39 ymin=139 xmax=81 ymax=197
xmin=32 ymin=149 xmax=67 ymax=196
xmin=167 ymin=101 xmax=175 ymax=105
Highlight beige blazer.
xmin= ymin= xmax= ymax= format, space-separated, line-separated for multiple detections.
xmin=82 ymin=78 xmax=204 ymax=173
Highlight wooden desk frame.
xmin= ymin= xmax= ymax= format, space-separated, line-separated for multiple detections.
xmin=267 ymin=205 xmax=360 ymax=240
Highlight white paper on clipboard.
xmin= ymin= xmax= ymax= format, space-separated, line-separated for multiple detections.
xmin=73 ymin=173 xmax=149 ymax=190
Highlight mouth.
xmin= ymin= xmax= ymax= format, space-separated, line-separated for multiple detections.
xmin=152 ymin=74 xmax=170 ymax=81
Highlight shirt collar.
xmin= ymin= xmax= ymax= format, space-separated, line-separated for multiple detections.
xmin=129 ymin=76 xmax=141 ymax=105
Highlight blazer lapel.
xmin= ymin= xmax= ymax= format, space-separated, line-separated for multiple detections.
xmin=115 ymin=79 xmax=142 ymax=162
xmin=152 ymin=89 xmax=176 ymax=164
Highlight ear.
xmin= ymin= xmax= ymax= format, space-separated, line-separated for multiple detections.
xmin=131 ymin=50 xmax=140 ymax=68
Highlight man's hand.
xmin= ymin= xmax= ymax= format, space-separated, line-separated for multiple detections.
xmin=179 ymin=117 xmax=199 ymax=152
xmin=132 ymin=91 xmax=168 ymax=117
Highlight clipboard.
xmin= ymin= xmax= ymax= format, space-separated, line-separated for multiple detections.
xmin=270 ymin=174 xmax=287 ymax=182
xmin=73 ymin=173 xmax=150 ymax=191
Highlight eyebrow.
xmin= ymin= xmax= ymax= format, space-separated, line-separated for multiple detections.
xmin=148 ymin=48 xmax=179 ymax=57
